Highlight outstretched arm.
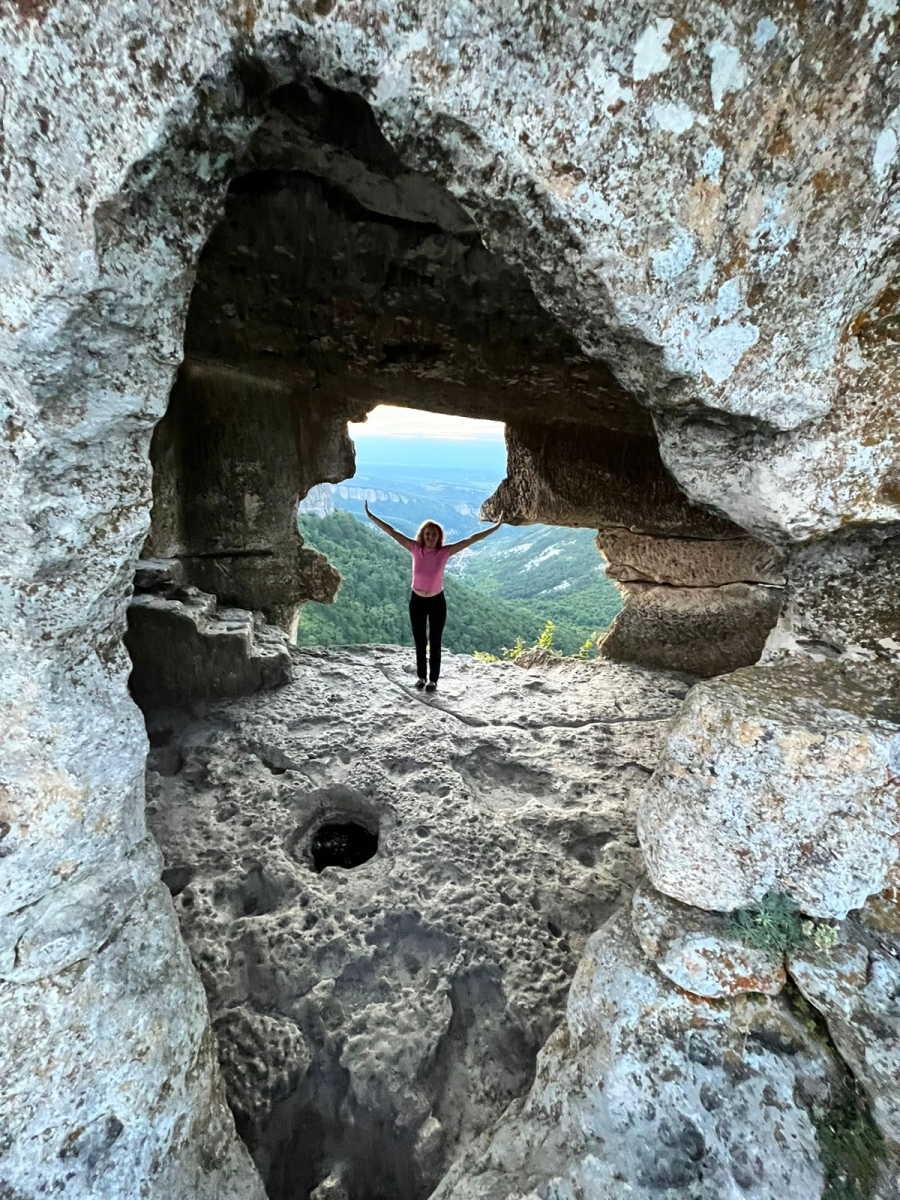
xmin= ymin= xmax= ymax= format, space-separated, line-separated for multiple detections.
xmin=364 ymin=500 xmax=415 ymax=550
xmin=445 ymin=518 xmax=504 ymax=557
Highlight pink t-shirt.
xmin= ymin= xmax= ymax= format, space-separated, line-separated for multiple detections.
xmin=410 ymin=544 xmax=452 ymax=594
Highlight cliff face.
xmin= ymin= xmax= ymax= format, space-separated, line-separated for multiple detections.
xmin=1 ymin=2 xmax=899 ymax=1198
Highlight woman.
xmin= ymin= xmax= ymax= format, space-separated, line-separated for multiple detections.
xmin=364 ymin=500 xmax=504 ymax=691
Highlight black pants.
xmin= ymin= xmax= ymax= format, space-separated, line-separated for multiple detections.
xmin=408 ymin=591 xmax=447 ymax=682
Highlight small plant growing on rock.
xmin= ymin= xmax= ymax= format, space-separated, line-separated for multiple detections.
xmin=472 ymin=650 xmax=499 ymax=663
xmin=801 ymin=919 xmax=841 ymax=954
xmin=728 ymin=892 xmax=806 ymax=955
xmin=504 ymin=636 xmax=525 ymax=661
xmin=536 ymin=619 xmax=555 ymax=651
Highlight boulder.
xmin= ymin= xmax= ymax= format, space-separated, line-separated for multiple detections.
xmin=788 ymin=868 xmax=900 ymax=1164
xmin=433 ymin=909 xmax=843 ymax=1200
xmin=639 ymin=660 xmax=900 ymax=918
xmin=631 ymin=882 xmax=786 ymax=998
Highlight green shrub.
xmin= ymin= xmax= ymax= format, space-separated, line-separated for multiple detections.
xmin=503 ymin=636 xmax=525 ymax=661
xmin=536 ymin=619 xmax=555 ymax=651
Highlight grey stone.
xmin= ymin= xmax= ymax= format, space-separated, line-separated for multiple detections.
xmin=3 ymin=3 xmax=900 ymax=1194
xmin=598 ymin=581 xmax=783 ymax=678
xmin=432 ymin=910 xmax=842 ymax=1200
xmin=631 ymin=882 xmax=786 ymax=998
xmin=600 ymin=529 xmax=786 ymax=588
xmin=639 ymin=659 xmax=900 ymax=918
xmin=788 ymin=869 xmax=900 ymax=1168
xmin=125 ymin=590 xmax=292 ymax=712
xmin=146 ymin=646 xmax=686 ymax=1198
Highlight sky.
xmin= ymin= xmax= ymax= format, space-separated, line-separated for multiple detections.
xmin=348 ymin=404 xmax=505 ymax=442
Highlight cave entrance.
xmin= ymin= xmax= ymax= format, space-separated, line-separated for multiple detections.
xmin=140 ymin=74 xmax=642 ymax=646
xmin=137 ymin=69 xmax=784 ymax=689
xmin=128 ymin=72 xmax=785 ymax=1200
xmin=295 ymin=403 xmax=623 ymax=662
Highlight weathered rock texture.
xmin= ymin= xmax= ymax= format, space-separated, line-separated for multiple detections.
xmin=148 ymin=359 xmax=349 ymax=628
xmin=599 ymin=580 xmax=784 ymax=678
xmin=788 ymin=869 xmax=900 ymax=1181
xmin=770 ymin=530 xmax=900 ymax=661
xmin=0 ymin=837 xmax=265 ymax=1200
xmin=432 ymin=910 xmax=849 ymax=1200
xmin=126 ymin=561 xmax=294 ymax=711
xmin=146 ymin=646 xmax=690 ymax=1199
xmin=639 ymin=659 xmax=900 ymax=918
xmin=482 ymin=422 xmax=786 ymax=675
xmin=631 ymin=882 xmax=786 ymax=998
xmin=2 ymin=1 xmax=900 ymax=1195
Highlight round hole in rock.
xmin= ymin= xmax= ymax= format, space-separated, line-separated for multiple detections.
xmin=310 ymin=822 xmax=378 ymax=872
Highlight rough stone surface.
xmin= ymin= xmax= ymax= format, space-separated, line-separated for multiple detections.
xmin=639 ymin=659 xmax=900 ymax=918
xmin=770 ymin=530 xmax=900 ymax=660
xmin=788 ymin=870 xmax=900 ymax=1164
xmin=0 ymin=837 xmax=265 ymax=1200
xmin=484 ymin=421 xmax=735 ymax=539
xmin=599 ymin=581 xmax=784 ymax=678
xmin=146 ymin=647 xmax=689 ymax=1199
xmin=3 ymin=2 xmax=900 ymax=1194
xmin=432 ymin=909 xmax=843 ymax=1200
xmin=601 ymin=529 xmax=786 ymax=588
xmin=631 ymin=882 xmax=786 ymax=998
xmin=4 ymin=4 xmax=900 ymax=542
xmin=126 ymin=586 xmax=293 ymax=711
xmin=483 ymin=424 xmax=785 ymax=675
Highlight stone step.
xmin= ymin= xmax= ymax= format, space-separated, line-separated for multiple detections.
xmin=125 ymin=568 xmax=291 ymax=713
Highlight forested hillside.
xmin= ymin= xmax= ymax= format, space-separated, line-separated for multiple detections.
xmin=296 ymin=511 xmax=622 ymax=657
xmin=454 ymin=524 xmax=623 ymax=635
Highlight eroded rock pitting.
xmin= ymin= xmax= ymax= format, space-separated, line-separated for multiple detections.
xmin=146 ymin=646 xmax=690 ymax=1200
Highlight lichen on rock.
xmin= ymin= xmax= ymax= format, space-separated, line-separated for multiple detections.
xmin=639 ymin=659 xmax=900 ymax=918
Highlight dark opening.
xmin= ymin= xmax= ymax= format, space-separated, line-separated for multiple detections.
xmin=311 ymin=822 xmax=378 ymax=872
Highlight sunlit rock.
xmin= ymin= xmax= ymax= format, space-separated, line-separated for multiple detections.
xmin=639 ymin=660 xmax=900 ymax=918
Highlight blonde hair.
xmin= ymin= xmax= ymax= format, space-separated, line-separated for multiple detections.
xmin=415 ymin=521 xmax=444 ymax=548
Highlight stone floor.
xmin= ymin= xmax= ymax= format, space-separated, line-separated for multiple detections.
xmin=146 ymin=646 xmax=691 ymax=1200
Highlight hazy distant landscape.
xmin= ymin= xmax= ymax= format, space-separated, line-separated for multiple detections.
xmin=296 ymin=435 xmax=623 ymax=658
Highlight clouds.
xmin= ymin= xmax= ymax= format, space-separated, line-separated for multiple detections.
xmin=349 ymin=404 xmax=505 ymax=442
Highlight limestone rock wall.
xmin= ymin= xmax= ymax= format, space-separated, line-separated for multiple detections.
xmin=484 ymin=421 xmax=786 ymax=675
xmin=148 ymin=360 xmax=347 ymax=626
xmin=1 ymin=1 xmax=899 ymax=1195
